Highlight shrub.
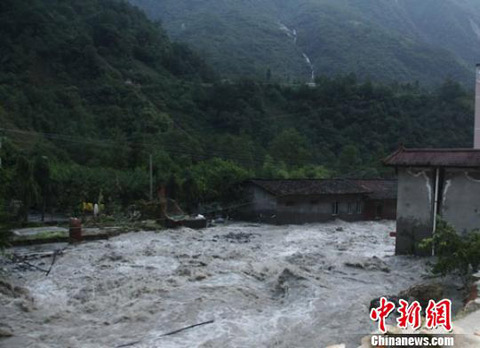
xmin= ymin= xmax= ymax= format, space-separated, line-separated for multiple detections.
xmin=421 ymin=218 xmax=480 ymax=276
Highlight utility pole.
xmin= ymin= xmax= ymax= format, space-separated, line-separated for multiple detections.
xmin=0 ymin=135 xmax=3 ymax=169
xmin=149 ymin=154 xmax=153 ymax=201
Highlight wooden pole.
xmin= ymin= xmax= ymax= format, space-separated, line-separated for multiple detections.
xmin=149 ymin=154 xmax=153 ymax=201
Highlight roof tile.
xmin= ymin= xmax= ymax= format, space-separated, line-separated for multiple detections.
xmin=248 ymin=179 xmax=396 ymax=198
xmin=383 ymin=147 xmax=480 ymax=167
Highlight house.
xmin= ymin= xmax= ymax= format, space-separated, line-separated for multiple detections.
xmin=384 ymin=64 xmax=480 ymax=256
xmin=384 ymin=147 xmax=480 ymax=255
xmin=356 ymin=179 xmax=397 ymax=220
xmin=235 ymin=179 xmax=397 ymax=225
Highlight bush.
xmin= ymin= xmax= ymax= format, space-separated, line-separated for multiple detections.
xmin=421 ymin=218 xmax=480 ymax=276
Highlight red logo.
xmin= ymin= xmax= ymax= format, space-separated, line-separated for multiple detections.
xmin=370 ymin=298 xmax=453 ymax=333
xmin=370 ymin=297 xmax=396 ymax=333
xmin=397 ymin=299 xmax=422 ymax=330
xmin=425 ymin=299 xmax=452 ymax=332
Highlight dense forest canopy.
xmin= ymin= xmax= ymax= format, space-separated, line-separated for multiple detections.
xmin=130 ymin=0 xmax=479 ymax=85
xmin=0 ymin=0 xmax=475 ymax=221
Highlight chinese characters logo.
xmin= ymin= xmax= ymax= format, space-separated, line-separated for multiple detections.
xmin=370 ymin=297 xmax=452 ymax=333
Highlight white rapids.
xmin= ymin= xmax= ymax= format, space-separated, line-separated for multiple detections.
xmin=1 ymin=221 xmax=437 ymax=347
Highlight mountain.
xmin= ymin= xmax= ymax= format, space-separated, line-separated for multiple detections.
xmin=129 ymin=0 xmax=480 ymax=85
xmin=0 ymin=0 xmax=475 ymax=218
xmin=0 ymin=0 xmax=214 ymax=163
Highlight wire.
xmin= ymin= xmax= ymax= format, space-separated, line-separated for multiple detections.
xmin=0 ymin=127 xmax=269 ymax=167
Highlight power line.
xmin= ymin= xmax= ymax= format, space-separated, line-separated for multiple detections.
xmin=0 ymin=128 xmax=264 ymax=167
xmin=0 ymin=126 xmax=324 ymax=168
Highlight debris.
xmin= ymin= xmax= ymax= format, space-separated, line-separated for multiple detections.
xmin=194 ymin=274 xmax=207 ymax=281
xmin=115 ymin=340 xmax=142 ymax=348
xmin=45 ymin=249 xmax=60 ymax=276
xmin=9 ymin=247 xmax=66 ymax=276
xmin=115 ymin=320 xmax=215 ymax=348
xmin=215 ymin=232 xmax=257 ymax=244
xmin=158 ymin=320 xmax=214 ymax=337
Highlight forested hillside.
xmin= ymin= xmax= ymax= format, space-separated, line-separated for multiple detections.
xmin=0 ymin=0 xmax=475 ymax=220
xmin=130 ymin=0 xmax=479 ymax=85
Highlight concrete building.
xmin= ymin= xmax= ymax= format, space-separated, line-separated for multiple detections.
xmin=385 ymin=64 xmax=480 ymax=255
xmin=236 ymin=179 xmax=397 ymax=225
xmin=384 ymin=147 xmax=480 ymax=255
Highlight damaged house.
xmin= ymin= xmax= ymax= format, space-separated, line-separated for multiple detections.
xmin=384 ymin=64 xmax=480 ymax=256
xmin=384 ymin=147 xmax=480 ymax=255
xmin=236 ymin=179 xmax=397 ymax=225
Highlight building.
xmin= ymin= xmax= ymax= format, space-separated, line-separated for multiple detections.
xmin=236 ymin=179 xmax=397 ymax=225
xmin=356 ymin=179 xmax=397 ymax=220
xmin=384 ymin=64 xmax=480 ymax=256
xmin=384 ymin=147 xmax=480 ymax=255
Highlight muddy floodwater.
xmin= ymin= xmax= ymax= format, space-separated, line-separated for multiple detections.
xmin=1 ymin=221 xmax=447 ymax=347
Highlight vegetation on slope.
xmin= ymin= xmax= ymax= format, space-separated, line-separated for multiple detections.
xmin=130 ymin=0 xmax=476 ymax=85
xmin=0 ymin=0 xmax=475 ymax=221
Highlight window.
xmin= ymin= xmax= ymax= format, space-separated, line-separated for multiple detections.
xmin=375 ymin=203 xmax=383 ymax=218
xmin=332 ymin=201 xmax=339 ymax=215
xmin=348 ymin=202 xmax=354 ymax=214
xmin=356 ymin=201 xmax=363 ymax=214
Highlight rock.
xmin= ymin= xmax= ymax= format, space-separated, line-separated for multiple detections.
xmin=369 ymin=296 xmax=402 ymax=312
xmin=0 ymin=327 xmax=13 ymax=337
xmin=463 ymin=298 xmax=480 ymax=315
xmin=273 ymin=268 xmax=305 ymax=297
xmin=0 ymin=279 xmax=15 ymax=297
xmin=336 ymin=227 xmax=344 ymax=232
xmin=345 ymin=256 xmax=390 ymax=273
xmin=0 ymin=279 xmax=31 ymax=300
xmin=398 ymin=282 xmax=443 ymax=308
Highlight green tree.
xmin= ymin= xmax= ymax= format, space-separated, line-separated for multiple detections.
xmin=166 ymin=174 xmax=179 ymax=201
xmin=181 ymin=174 xmax=200 ymax=214
xmin=337 ymin=144 xmax=361 ymax=176
xmin=34 ymin=156 xmax=51 ymax=222
xmin=269 ymin=128 xmax=310 ymax=167
xmin=14 ymin=156 xmax=39 ymax=222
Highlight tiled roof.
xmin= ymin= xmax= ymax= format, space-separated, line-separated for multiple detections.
xmin=383 ymin=147 xmax=480 ymax=167
xmin=355 ymin=180 xmax=397 ymax=200
xmin=248 ymin=179 xmax=371 ymax=196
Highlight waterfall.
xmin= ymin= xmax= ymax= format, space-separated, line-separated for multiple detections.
xmin=279 ymin=22 xmax=315 ymax=85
